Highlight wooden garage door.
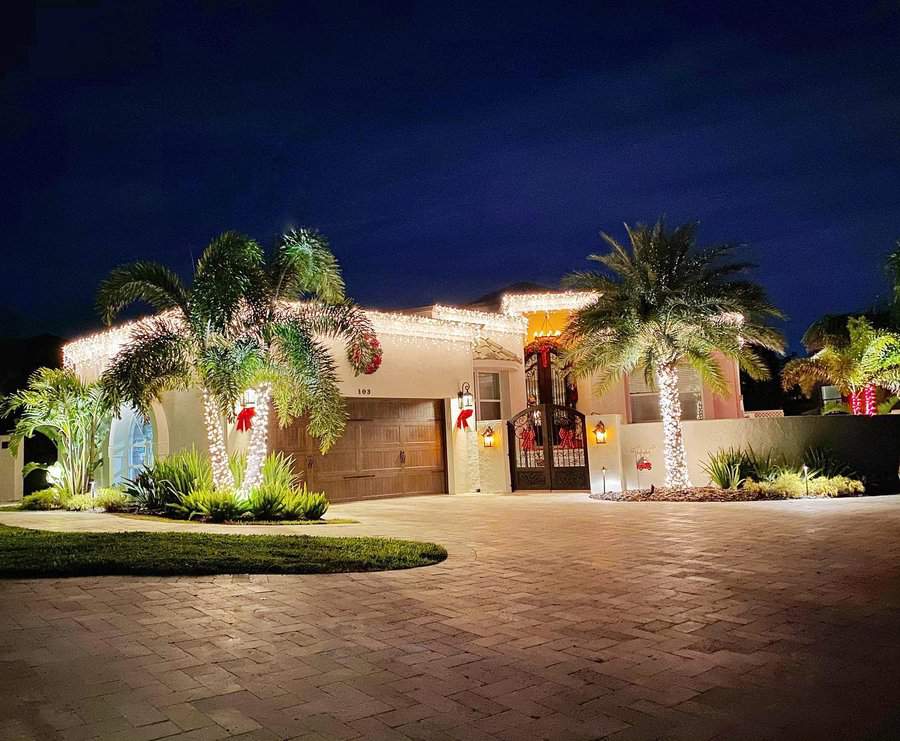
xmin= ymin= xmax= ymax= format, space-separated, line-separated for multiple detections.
xmin=268 ymin=398 xmax=447 ymax=503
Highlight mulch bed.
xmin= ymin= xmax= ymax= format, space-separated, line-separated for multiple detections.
xmin=591 ymin=487 xmax=787 ymax=502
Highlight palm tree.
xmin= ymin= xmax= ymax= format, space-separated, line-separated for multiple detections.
xmin=563 ymin=220 xmax=784 ymax=488
xmin=2 ymin=368 xmax=113 ymax=497
xmin=782 ymin=316 xmax=900 ymax=415
xmin=97 ymin=229 xmax=381 ymax=491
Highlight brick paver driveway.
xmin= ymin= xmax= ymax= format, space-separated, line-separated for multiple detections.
xmin=3 ymin=494 xmax=900 ymax=740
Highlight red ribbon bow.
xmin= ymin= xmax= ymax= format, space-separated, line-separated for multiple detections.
xmin=455 ymin=408 xmax=474 ymax=430
xmin=236 ymin=406 xmax=256 ymax=432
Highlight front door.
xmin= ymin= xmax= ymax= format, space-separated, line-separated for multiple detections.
xmin=507 ymin=404 xmax=590 ymax=490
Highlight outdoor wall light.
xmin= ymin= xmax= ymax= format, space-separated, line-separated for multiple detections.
xmin=458 ymin=381 xmax=474 ymax=409
xmin=482 ymin=426 xmax=495 ymax=448
xmin=593 ymin=420 xmax=608 ymax=444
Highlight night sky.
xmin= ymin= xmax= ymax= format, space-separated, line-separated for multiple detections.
xmin=2 ymin=2 xmax=899 ymax=347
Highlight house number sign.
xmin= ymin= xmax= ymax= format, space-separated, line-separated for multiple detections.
xmin=357 ymin=388 xmax=372 ymax=396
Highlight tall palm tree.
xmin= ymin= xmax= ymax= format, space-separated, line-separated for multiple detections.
xmin=97 ymin=229 xmax=381 ymax=491
xmin=563 ymin=220 xmax=784 ymax=488
xmin=782 ymin=316 xmax=900 ymax=415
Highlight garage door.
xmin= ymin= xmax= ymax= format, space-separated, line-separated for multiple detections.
xmin=268 ymin=398 xmax=447 ymax=503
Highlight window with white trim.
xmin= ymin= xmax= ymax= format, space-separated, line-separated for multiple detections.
xmin=476 ymin=371 xmax=503 ymax=421
xmin=628 ymin=364 xmax=703 ymax=422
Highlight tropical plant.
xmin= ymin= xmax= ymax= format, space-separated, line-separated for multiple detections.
xmin=283 ymin=484 xmax=329 ymax=520
xmin=122 ymin=469 xmax=177 ymax=512
xmin=94 ymin=488 xmax=133 ymax=512
xmin=563 ymin=220 xmax=784 ymax=487
xmin=701 ymin=448 xmax=746 ymax=489
xmin=802 ymin=446 xmax=854 ymax=479
xmin=64 ymin=493 xmax=96 ymax=511
xmin=151 ymin=448 xmax=213 ymax=496
xmin=18 ymin=488 xmax=63 ymax=510
xmin=229 ymin=450 xmax=247 ymax=491
xmin=2 ymin=368 xmax=113 ymax=498
xmin=247 ymin=483 xmax=288 ymax=520
xmin=97 ymin=229 xmax=381 ymax=493
xmin=743 ymin=472 xmax=864 ymax=499
xmin=782 ymin=316 xmax=900 ymax=415
xmin=744 ymin=446 xmax=781 ymax=482
xmin=169 ymin=488 xmax=248 ymax=521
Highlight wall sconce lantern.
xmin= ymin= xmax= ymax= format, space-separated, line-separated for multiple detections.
xmin=481 ymin=426 xmax=495 ymax=448
xmin=593 ymin=420 xmax=608 ymax=444
xmin=458 ymin=382 xmax=474 ymax=410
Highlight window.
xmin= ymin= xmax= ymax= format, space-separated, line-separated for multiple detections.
xmin=628 ymin=365 xmax=703 ymax=422
xmin=476 ymin=372 xmax=503 ymax=421
xmin=128 ymin=415 xmax=153 ymax=479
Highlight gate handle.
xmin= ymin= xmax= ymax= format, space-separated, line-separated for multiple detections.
xmin=399 ymin=450 xmax=406 ymax=464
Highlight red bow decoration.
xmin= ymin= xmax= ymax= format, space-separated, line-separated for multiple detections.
xmin=456 ymin=408 xmax=474 ymax=430
xmin=558 ymin=429 xmax=579 ymax=449
xmin=520 ymin=427 xmax=537 ymax=451
xmin=236 ymin=406 xmax=256 ymax=432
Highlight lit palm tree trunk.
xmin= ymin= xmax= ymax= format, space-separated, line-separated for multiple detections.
xmin=240 ymin=383 xmax=272 ymax=497
xmin=655 ymin=364 xmax=692 ymax=488
xmin=202 ymin=388 xmax=234 ymax=489
xmin=863 ymin=384 xmax=877 ymax=416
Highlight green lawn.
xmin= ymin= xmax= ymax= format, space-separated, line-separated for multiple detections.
xmin=0 ymin=524 xmax=447 ymax=578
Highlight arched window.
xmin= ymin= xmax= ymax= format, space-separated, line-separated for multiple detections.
xmin=128 ymin=415 xmax=154 ymax=479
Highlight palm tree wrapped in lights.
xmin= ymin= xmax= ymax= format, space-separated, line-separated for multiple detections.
xmin=97 ymin=229 xmax=381 ymax=493
xmin=563 ymin=220 xmax=784 ymax=489
xmin=782 ymin=316 xmax=900 ymax=415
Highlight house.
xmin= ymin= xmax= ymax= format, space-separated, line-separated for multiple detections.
xmin=64 ymin=289 xmax=748 ymax=500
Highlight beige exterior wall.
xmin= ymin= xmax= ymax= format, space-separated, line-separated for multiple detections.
xmin=0 ymin=435 xmax=24 ymax=503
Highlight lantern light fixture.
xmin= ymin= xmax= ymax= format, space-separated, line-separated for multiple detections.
xmin=593 ymin=420 xmax=608 ymax=444
xmin=458 ymin=382 xmax=474 ymax=410
xmin=481 ymin=426 xmax=495 ymax=448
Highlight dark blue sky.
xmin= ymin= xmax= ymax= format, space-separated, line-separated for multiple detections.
xmin=3 ymin=2 xmax=899 ymax=346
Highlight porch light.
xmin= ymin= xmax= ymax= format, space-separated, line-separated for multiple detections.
xmin=482 ymin=426 xmax=495 ymax=448
xmin=593 ymin=420 xmax=608 ymax=444
xmin=458 ymin=382 xmax=474 ymax=410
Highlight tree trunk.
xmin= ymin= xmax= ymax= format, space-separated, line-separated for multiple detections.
xmin=239 ymin=383 xmax=272 ymax=498
xmin=655 ymin=364 xmax=692 ymax=489
xmin=202 ymin=389 xmax=234 ymax=489
xmin=863 ymin=384 xmax=877 ymax=416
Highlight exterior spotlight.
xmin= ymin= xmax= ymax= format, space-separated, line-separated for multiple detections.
xmin=593 ymin=420 xmax=607 ymax=444
xmin=802 ymin=464 xmax=810 ymax=497
xmin=482 ymin=426 xmax=495 ymax=448
xmin=458 ymin=382 xmax=474 ymax=410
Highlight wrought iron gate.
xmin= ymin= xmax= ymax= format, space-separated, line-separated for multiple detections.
xmin=507 ymin=404 xmax=590 ymax=490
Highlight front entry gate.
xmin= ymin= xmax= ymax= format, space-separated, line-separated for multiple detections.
xmin=507 ymin=404 xmax=590 ymax=490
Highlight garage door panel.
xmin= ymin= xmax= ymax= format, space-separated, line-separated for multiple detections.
xmin=271 ymin=398 xmax=446 ymax=502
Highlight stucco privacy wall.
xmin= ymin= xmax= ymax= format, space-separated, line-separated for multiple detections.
xmin=0 ymin=435 xmax=24 ymax=503
xmin=616 ymin=415 xmax=900 ymax=493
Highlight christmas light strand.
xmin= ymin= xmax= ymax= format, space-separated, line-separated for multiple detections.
xmin=655 ymin=365 xmax=692 ymax=488
xmin=500 ymin=291 xmax=600 ymax=315
xmin=239 ymin=383 xmax=271 ymax=496
xmin=202 ymin=388 xmax=234 ymax=489
xmin=431 ymin=305 xmax=528 ymax=335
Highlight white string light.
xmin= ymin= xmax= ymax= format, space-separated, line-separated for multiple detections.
xmin=500 ymin=291 xmax=600 ymax=315
xmin=431 ymin=305 xmax=528 ymax=335
xmin=655 ymin=365 xmax=691 ymax=489
xmin=202 ymin=388 xmax=234 ymax=489
xmin=240 ymin=383 xmax=271 ymax=497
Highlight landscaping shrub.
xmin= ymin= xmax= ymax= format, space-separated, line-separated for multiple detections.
xmin=123 ymin=469 xmax=177 ymax=512
xmin=152 ymin=448 xmax=213 ymax=496
xmin=64 ymin=493 xmax=96 ymax=511
xmin=229 ymin=450 xmax=247 ymax=491
xmin=701 ymin=448 xmax=745 ymax=489
xmin=744 ymin=472 xmax=864 ymax=499
xmin=170 ymin=488 xmax=248 ymax=522
xmin=19 ymin=488 xmax=62 ymax=510
xmin=802 ymin=446 xmax=855 ymax=479
xmin=744 ymin=446 xmax=781 ymax=482
xmin=247 ymin=483 xmax=288 ymax=520
xmin=260 ymin=451 xmax=298 ymax=490
xmin=283 ymin=484 xmax=329 ymax=520
xmin=94 ymin=488 xmax=132 ymax=512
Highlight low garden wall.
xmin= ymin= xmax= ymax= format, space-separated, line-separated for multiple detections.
xmin=614 ymin=414 xmax=900 ymax=494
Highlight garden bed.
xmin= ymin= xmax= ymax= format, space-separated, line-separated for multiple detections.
xmin=591 ymin=485 xmax=864 ymax=502
xmin=114 ymin=513 xmax=357 ymax=525
xmin=0 ymin=524 xmax=447 ymax=578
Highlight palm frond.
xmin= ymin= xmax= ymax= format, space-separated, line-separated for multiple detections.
xmin=96 ymin=262 xmax=189 ymax=325
xmin=273 ymin=229 xmax=345 ymax=304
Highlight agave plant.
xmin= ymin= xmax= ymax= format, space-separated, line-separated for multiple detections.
xmin=701 ymin=448 xmax=746 ymax=489
xmin=563 ymin=219 xmax=784 ymax=488
xmin=97 ymin=229 xmax=382 ymax=492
